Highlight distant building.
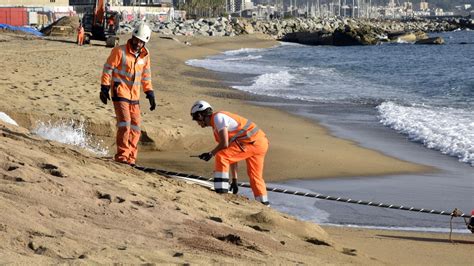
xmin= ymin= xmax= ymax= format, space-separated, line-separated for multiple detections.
xmin=401 ymin=1 xmax=413 ymax=17
xmin=108 ymin=4 xmax=177 ymax=22
xmin=0 ymin=0 xmax=69 ymax=6
xmin=123 ymin=0 xmax=173 ymax=5
xmin=0 ymin=0 xmax=73 ymax=26
xmin=68 ymin=0 xmax=100 ymax=11
xmin=431 ymin=8 xmax=453 ymax=16
xmin=420 ymin=0 xmax=428 ymax=11
xmin=172 ymin=0 xmax=185 ymax=8
xmin=227 ymin=0 xmax=254 ymax=13
xmin=243 ymin=0 xmax=253 ymax=10
xmin=252 ymin=4 xmax=275 ymax=20
xmin=227 ymin=0 xmax=243 ymax=13
xmin=68 ymin=0 xmax=174 ymax=6
xmin=402 ymin=2 xmax=413 ymax=12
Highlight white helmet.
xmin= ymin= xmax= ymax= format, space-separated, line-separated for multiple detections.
xmin=191 ymin=100 xmax=212 ymax=115
xmin=132 ymin=23 xmax=151 ymax=43
xmin=191 ymin=100 xmax=212 ymax=114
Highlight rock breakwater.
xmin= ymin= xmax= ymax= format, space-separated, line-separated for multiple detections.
xmin=119 ymin=16 xmax=473 ymax=46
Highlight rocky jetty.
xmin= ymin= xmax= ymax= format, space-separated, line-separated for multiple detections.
xmin=118 ymin=17 xmax=473 ymax=46
xmin=415 ymin=36 xmax=445 ymax=45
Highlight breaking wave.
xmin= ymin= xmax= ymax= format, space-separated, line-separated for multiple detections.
xmin=377 ymin=102 xmax=474 ymax=166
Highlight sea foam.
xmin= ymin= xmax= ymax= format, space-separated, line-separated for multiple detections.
xmin=222 ymin=47 xmax=267 ymax=55
xmin=186 ymin=57 xmax=276 ymax=74
xmin=377 ymin=102 xmax=474 ymax=166
xmin=224 ymin=55 xmax=262 ymax=61
xmin=234 ymin=70 xmax=299 ymax=98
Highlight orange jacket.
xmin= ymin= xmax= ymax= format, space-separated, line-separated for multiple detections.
xmin=101 ymin=39 xmax=153 ymax=103
xmin=210 ymin=111 xmax=265 ymax=144
xmin=77 ymin=25 xmax=84 ymax=35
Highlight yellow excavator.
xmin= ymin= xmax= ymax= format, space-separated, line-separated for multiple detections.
xmin=82 ymin=0 xmax=120 ymax=47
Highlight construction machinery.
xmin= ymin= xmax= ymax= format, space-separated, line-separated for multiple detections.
xmin=82 ymin=0 xmax=120 ymax=47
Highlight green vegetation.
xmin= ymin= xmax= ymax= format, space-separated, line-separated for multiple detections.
xmin=181 ymin=0 xmax=226 ymax=18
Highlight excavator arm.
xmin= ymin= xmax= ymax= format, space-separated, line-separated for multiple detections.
xmin=93 ymin=0 xmax=105 ymax=26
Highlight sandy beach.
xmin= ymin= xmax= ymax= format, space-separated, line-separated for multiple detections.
xmin=0 ymin=31 xmax=472 ymax=264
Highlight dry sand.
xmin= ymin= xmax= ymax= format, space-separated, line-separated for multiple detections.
xmin=0 ymin=31 xmax=472 ymax=264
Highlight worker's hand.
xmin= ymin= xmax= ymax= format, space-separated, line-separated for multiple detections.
xmin=145 ymin=91 xmax=156 ymax=111
xmin=230 ymin=179 xmax=238 ymax=194
xmin=100 ymin=85 xmax=110 ymax=105
xmin=198 ymin=152 xmax=213 ymax=162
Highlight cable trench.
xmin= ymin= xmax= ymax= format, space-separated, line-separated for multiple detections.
xmin=134 ymin=165 xmax=473 ymax=219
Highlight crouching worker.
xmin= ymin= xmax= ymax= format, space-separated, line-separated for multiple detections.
xmin=190 ymin=100 xmax=270 ymax=205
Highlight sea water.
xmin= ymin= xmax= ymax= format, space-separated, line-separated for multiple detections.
xmin=187 ymin=31 xmax=473 ymax=166
xmin=187 ymin=30 xmax=474 ymax=233
xmin=33 ymin=120 xmax=109 ymax=156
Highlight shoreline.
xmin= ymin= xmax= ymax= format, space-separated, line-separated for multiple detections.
xmin=139 ymin=34 xmax=434 ymax=183
xmin=148 ymin=35 xmax=474 ymax=232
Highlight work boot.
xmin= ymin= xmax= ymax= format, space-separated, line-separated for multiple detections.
xmin=116 ymin=160 xmax=133 ymax=167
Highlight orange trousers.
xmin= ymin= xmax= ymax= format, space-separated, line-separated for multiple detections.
xmin=113 ymin=101 xmax=141 ymax=164
xmin=77 ymin=33 xmax=84 ymax=46
xmin=214 ymin=137 xmax=269 ymax=203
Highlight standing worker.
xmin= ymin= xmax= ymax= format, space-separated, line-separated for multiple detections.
xmin=77 ymin=22 xmax=84 ymax=46
xmin=107 ymin=15 xmax=115 ymax=33
xmin=190 ymin=100 xmax=270 ymax=205
xmin=100 ymin=23 xmax=156 ymax=166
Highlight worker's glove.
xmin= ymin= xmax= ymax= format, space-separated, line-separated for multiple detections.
xmin=99 ymin=85 xmax=110 ymax=105
xmin=145 ymin=91 xmax=156 ymax=111
xmin=198 ymin=152 xmax=213 ymax=162
xmin=229 ymin=179 xmax=238 ymax=194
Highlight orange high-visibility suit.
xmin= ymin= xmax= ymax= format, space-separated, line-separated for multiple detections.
xmin=107 ymin=17 xmax=115 ymax=33
xmin=211 ymin=111 xmax=269 ymax=203
xmin=77 ymin=25 xmax=84 ymax=46
xmin=101 ymin=39 xmax=153 ymax=165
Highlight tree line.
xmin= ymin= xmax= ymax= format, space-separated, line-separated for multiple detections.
xmin=181 ymin=0 xmax=227 ymax=18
